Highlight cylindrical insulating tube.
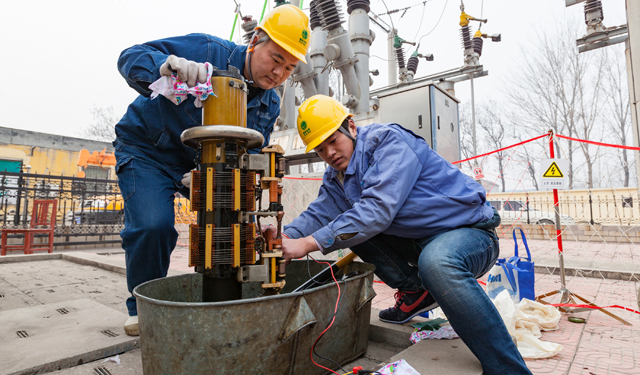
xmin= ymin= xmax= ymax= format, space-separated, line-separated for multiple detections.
xmin=202 ymin=68 xmax=247 ymax=127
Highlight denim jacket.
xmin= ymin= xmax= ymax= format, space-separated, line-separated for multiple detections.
xmin=283 ymin=123 xmax=495 ymax=254
xmin=114 ymin=33 xmax=280 ymax=171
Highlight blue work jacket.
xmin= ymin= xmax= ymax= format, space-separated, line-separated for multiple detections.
xmin=114 ymin=33 xmax=280 ymax=171
xmin=283 ymin=123 xmax=495 ymax=254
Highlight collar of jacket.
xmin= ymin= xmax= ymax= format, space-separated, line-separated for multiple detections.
xmin=227 ymin=43 xmax=275 ymax=108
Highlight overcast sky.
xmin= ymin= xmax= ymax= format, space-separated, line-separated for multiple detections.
xmin=0 ymin=0 xmax=628 ymax=139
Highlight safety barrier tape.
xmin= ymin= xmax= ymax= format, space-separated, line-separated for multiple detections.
xmin=550 ymin=303 xmax=640 ymax=315
xmin=555 ymin=134 xmax=640 ymax=151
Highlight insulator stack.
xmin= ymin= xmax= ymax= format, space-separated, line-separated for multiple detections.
xmin=460 ymin=25 xmax=473 ymax=50
xmin=395 ymin=47 xmax=406 ymax=69
xmin=407 ymin=56 xmax=419 ymax=74
xmin=473 ymin=36 xmax=484 ymax=56
xmin=316 ymin=0 xmax=345 ymax=30
xmin=309 ymin=1 xmax=322 ymax=29
xmin=346 ymin=0 xmax=370 ymax=14
xmin=584 ymin=0 xmax=604 ymax=25
xmin=241 ymin=16 xmax=258 ymax=44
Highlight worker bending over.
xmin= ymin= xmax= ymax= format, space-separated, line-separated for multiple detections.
xmin=113 ymin=5 xmax=310 ymax=336
xmin=279 ymin=95 xmax=532 ymax=374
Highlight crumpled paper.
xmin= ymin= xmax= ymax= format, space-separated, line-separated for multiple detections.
xmin=410 ymin=326 xmax=459 ymax=342
xmin=377 ymin=359 xmax=420 ymax=375
xmin=101 ymin=354 xmax=121 ymax=365
xmin=149 ymin=62 xmax=216 ymax=108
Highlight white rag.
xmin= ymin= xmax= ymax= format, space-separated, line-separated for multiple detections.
xmin=424 ymin=292 xmax=563 ymax=359
xmin=149 ymin=62 xmax=216 ymax=107
xmin=493 ymin=290 xmax=563 ymax=359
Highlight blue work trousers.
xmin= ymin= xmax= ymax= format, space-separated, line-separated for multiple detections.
xmin=350 ymin=228 xmax=532 ymax=375
xmin=114 ymin=140 xmax=189 ymax=316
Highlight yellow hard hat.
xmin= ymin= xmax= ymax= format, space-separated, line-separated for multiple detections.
xmin=297 ymin=95 xmax=352 ymax=153
xmin=256 ymin=4 xmax=310 ymax=64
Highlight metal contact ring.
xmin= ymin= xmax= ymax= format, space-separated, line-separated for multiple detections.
xmin=181 ymin=125 xmax=265 ymax=149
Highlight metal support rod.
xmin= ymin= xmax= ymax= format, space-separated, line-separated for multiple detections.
xmin=470 ymin=73 xmax=478 ymax=165
xmin=548 ymin=133 xmax=569 ymax=304
xmin=625 ymin=0 xmax=640 ymax=198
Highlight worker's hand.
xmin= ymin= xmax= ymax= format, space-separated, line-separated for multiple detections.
xmin=181 ymin=171 xmax=192 ymax=187
xmin=159 ymin=55 xmax=208 ymax=87
xmin=281 ymin=236 xmax=318 ymax=262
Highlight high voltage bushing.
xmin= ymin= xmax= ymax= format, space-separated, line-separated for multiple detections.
xmin=460 ymin=25 xmax=473 ymax=50
xmin=241 ymin=16 xmax=258 ymax=44
xmin=395 ymin=47 xmax=406 ymax=69
xmin=584 ymin=0 xmax=604 ymax=25
xmin=316 ymin=0 xmax=344 ymax=30
xmin=473 ymin=36 xmax=483 ymax=56
xmin=407 ymin=55 xmax=419 ymax=74
xmin=346 ymin=0 xmax=370 ymax=14
xmin=309 ymin=1 xmax=322 ymax=29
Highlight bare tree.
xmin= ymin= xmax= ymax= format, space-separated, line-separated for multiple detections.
xmin=82 ymin=106 xmax=120 ymax=142
xmin=601 ymin=46 xmax=632 ymax=187
xmin=506 ymin=18 xmax=607 ymax=189
xmin=477 ymin=101 xmax=507 ymax=192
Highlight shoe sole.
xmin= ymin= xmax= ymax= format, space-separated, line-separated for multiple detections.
xmin=124 ymin=325 xmax=139 ymax=336
xmin=379 ymin=302 xmax=440 ymax=324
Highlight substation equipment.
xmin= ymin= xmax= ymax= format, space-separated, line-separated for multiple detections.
xmin=254 ymin=0 xmax=501 ymax=171
xmin=180 ymin=67 xmax=288 ymax=300
xmin=133 ymin=66 xmax=378 ymax=374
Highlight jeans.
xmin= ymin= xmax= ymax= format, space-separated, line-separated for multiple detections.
xmin=350 ymin=228 xmax=532 ymax=375
xmin=114 ymin=140 xmax=189 ymax=316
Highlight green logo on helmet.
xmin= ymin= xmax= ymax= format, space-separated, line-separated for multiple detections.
xmin=301 ymin=121 xmax=308 ymax=130
xmin=302 ymin=29 xmax=308 ymax=40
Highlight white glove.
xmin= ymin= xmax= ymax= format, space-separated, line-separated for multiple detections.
xmin=181 ymin=171 xmax=192 ymax=187
xmin=159 ymin=55 xmax=208 ymax=87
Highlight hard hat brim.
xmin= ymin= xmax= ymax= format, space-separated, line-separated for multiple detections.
xmin=305 ymin=123 xmax=341 ymax=153
xmin=304 ymin=114 xmax=352 ymax=153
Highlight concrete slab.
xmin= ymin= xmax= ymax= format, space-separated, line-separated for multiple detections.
xmin=48 ymin=349 xmax=143 ymax=375
xmin=0 ymin=299 xmax=139 ymax=375
xmin=390 ymin=339 xmax=482 ymax=375
xmin=0 ymin=258 xmax=133 ymax=316
xmin=369 ymin=308 xmax=424 ymax=349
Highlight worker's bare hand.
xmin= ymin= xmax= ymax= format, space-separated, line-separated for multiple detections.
xmin=281 ymin=236 xmax=318 ymax=262
xmin=159 ymin=55 xmax=207 ymax=87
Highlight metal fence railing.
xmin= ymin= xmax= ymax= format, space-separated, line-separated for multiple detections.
xmin=0 ymin=171 xmax=124 ymax=249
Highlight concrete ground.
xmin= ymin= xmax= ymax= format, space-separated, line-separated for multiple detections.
xmin=1 ymin=237 xmax=639 ymax=374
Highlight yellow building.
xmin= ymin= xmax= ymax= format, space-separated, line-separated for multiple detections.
xmin=0 ymin=127 xmax=114 ymax=178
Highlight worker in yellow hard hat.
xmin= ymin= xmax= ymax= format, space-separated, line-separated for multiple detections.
xmin=272 ymin=96 xmax=531 ymax=374
xmin=113 ymin=4 xmax=309 ymax=337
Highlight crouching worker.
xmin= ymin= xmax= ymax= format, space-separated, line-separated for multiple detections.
xmin=278 ymin=95 xmax=532 ymax=374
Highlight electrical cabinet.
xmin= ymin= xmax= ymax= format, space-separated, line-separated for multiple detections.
xmin=375 ymin=83 xmax=461 ymax=163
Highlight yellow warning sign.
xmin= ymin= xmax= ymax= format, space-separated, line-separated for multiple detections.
xmin=543 ymin=162 xmax=564 ymax=178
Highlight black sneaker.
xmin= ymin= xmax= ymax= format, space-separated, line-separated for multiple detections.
xmin=379 ymin=289 xmax=439 ymax=324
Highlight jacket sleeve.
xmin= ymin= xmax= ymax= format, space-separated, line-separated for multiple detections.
xmin=311 ymin=130 xmax=423 ymax=253
xmin=117 ymin=34 xmax=212 ymax=97
xmin=283 ymin=177 xmax=346 ymax=240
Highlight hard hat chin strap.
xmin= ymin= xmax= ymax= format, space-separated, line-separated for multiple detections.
xmin=337 ymin=122 xmax=357 ymax=149
xmin=245 ymin=35 xmax=270 ymax=90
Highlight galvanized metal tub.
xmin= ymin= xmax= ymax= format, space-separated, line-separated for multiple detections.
xmin=134 ymin=260 xmax=376 ymax=375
